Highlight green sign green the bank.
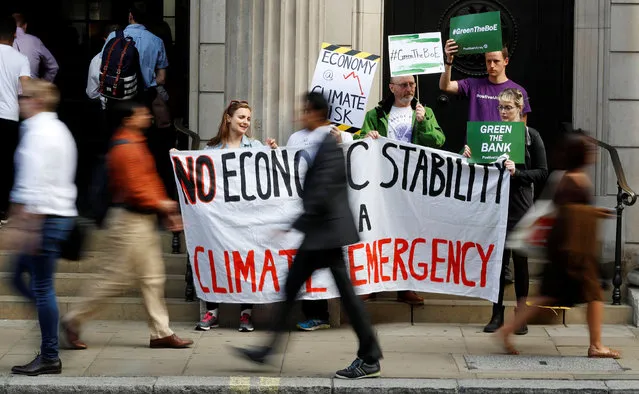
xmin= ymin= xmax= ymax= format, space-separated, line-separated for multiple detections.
xmin=466 ymin=121 xmax=525 ymax=164
xmin=449 ymin=11 xmax=502 ymax=55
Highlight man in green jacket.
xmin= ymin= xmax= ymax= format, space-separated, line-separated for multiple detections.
xmin=354 ymin=75 xmax=445 ymax=149
xmin=354 ymin=75 xmax=445 ymax=306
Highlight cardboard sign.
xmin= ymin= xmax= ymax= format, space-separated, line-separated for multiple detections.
xmin=310 ymin=43 xmax=380 ymax=129
xmin=450 ymin=11 xmax=502 ymax=55
xmin=171 ymin=138 xmax=510 ymax=304
xmin=466 ymin=121 xmax=526 ymax=163
xmin=388 ymin=32 xmax=445 ymax=76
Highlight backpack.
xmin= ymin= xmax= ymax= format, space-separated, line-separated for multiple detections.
xmin=99 ymin=30 xmax=141 ymax=101
xmin=88 ymin=139 xmax=130 ymax=228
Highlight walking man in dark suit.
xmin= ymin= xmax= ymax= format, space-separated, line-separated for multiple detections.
xmin=234 ymin=92 xmax=383 ymax=379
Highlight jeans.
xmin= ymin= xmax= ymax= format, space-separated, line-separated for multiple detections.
xmin=12 ymin=254 xmax=34 ymax=300
xmin=17 ymin=216 xmax=74 ymax=360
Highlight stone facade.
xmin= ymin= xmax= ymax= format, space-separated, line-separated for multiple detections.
xmin=190 ymin=0 xmax=639 ymax=261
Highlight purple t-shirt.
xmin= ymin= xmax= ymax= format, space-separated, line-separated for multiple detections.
xmin=457 ymin=78 xmax=531 ymax=121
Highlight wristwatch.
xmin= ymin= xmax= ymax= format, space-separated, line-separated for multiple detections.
xmin=445 ymin=59 xmax=454 ymax=66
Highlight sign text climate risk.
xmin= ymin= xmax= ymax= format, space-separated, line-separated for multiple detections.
xmin=172 ymin=141 xmax=508 ymax=206
xmin=191 ymin=237 xmax=495 ymax=295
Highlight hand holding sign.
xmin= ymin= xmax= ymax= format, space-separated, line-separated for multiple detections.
xmin=415 ymin=103 xmax=426 ymax=122
xmin=444 ymin=39 xmax=459 ymax=63
xmin=505 ymin=159 xmax=516 ymax=176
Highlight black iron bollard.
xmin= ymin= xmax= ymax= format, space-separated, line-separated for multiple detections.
xmin=172 ymin=231 xmax=181 ymax=254
xmin=612 ymin=185 xmax=624 ymax=305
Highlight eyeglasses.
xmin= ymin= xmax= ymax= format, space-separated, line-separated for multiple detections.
xmin=392 ymin=82 xmax=416 ymax=89
xmin=497 ymin=105 xmax=516 ymax=112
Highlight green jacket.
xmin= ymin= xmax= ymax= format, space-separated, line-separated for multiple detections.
xmin=354 ymin=97 xmax=445 ymax=148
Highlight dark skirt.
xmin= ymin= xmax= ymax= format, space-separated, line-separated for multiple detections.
xmin=539 ymin=251 xmax=603 ymax=307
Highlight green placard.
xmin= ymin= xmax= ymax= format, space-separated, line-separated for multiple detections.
xmin=449 ymin=11 xmax=502 ymax=55
xmin=467 ymin=121 xmax=525 ymax=164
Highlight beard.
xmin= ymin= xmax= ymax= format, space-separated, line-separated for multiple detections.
xmin=398 ymin=95 xmax=413 ymax=105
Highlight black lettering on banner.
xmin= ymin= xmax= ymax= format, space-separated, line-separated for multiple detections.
xmin=239 ymin=152 xmax=256 ymax=201
xmin=347 ymin=141 xmax=370 ymax=190
xmin=429 ymin=153 xmax=446 ymax=197
xmin=454 ymin=158 xmax=466 ymax=201
xmin=255 ymin=152 xmax=272 ymax=200
xmin=294 ymin=150 xmax=312 ymax=196
xmin=409 ymin=149 xmax=428 ymax=194
xmin=272 ymin=150 xmax=292 ymax=197
xmin=445 ymin=157 xmax=454 ymax=198
xmin=172 ymin=156 xmax=196 ymax=204
xmin=358 ymin=204 xmax=371 ymax=232
xmin=466 ymin=164 xmax=476 ymax=201
xmin=221 ymin=152 xmax=240 ymax=202
xmin=480 ymin=164 xmax=489 ymax=203
xmin=380 ymin=142 xmax=399 ymax=188
xmin=399 ymin=145 xmax=417 ymax=190
xmin=195 ymin=156 xmax=215 ymax=203
xmin=494 ymin=162 xmax=506 ymax=204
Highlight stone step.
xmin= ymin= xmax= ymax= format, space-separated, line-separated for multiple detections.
xmin=0 ymin=272 xmax=188 ymax=299
xmin=85 ymin=230 xmax=185 ymax=254
xmin=1 ymin=252 xmax=189 ymax=276
xmin=343 ymin=299 xmax=633 ymax=325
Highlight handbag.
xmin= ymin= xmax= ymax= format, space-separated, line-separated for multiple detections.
xmin=506 ymin=171 xmax=565 ymax=259
xmin=59 ymin=218 xmax=88 ymax=261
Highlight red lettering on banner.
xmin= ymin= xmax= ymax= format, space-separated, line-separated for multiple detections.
xmin=378 ymin=238 xmax=392 ymax=282
xmin=207 ymin=250 xmax=227 ymax=293
xmin=409 ymin=238 xmax=428 ymax=280
xmin=446 ymin=241 xmax=462 ymax=284
xmin=348 ymin=243 xmax=366 ymax=286
xmin=430 ymin=239 xmax=447 ymax=283
xmin=259 ymin=250 xmax=280 ymax=292
xmin=224 ymin=251 xmax=234 ymax=293
xmin=279 ymin=249 xmax=297 ymax=268
xmin=460 ymin=242 xmax=476 ymax=287
xmin=233 ymin=250 xmax=257 ymax=293
xmin=366 ymin=241 xmax=379 ymax=283
xmin=392 ymin=238 xmax=409 ymax=281
xmin=477 ymin=243 xmax=495 ymax=288
xmin=193 ymin=246 xmax=210 ymax=293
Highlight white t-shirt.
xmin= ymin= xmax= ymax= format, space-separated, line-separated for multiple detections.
xmin=387 ymin=105 xmax=414 ymax=143
xmin=286 ymin=125 xmax=353 ymax=161
xmin=0 ymin=44 xmax=30 ymax=121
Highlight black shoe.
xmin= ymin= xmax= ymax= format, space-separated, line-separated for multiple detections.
xmin=514 ymin=308 xmax=528 ymax=335
xmin=11 ymin=354 xmax=62 ymax=376
xmin=335 ymin=358 xmax=381 ymax=379
xmin=232 ymin=345 xmax=271 ymax=364
xmin=483 ymin=305 xmax=505 ymax=333
xmin=504 ymin=265 xmax=514 ymax=285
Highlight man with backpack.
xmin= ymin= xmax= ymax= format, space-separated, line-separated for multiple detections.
xmin=61 ymin=100 xmax=192 ymax=350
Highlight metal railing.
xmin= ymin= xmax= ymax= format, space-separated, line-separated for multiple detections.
xmin=586 ymin=135 xmax=637 ymax=305
xmin=172 ymin=118 xmax=201 ymax=301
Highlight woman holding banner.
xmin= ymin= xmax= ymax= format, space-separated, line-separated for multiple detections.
xmin=464 ymin=88 xmax=548 ymax=335
xmin=194 ymin=100 xmax=278 ymax=332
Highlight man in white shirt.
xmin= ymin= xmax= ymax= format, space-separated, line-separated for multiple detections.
xmin=4 ymin=79 xmax=77 ymax=376
xmin=286 ymin=92 xmax=353 ymax=333
xmin=0 ymin=16 xmax=31 ymax=225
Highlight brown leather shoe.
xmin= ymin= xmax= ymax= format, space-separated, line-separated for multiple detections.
xmin=150 ymin=334 xmax=193 ymax=349
xmin=60 ymin=320 xmax=87 ymax=350
xmin=360 ymin=293 xmax=376 ymax=302
xmin=397 ymin=291 xmax=424 ymax=305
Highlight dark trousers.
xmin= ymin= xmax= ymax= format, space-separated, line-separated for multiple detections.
xmin=268 ymin=247 xmax=382 ymax=363
xmin=495 ymin=248 xmax=529 ymax=306
xmin=147 ymin=125 xmax=177 ymax=201
xmin=12 ymin=253 xmax=34 ymax=300
xmin=205 ymin=302 xmax=253 ymax=312
xmin=18 ymin=216 xmax=74 ymax=359
xmin=302 ymin=299 xmax=329 ymax=321
xmin=0 ymin=118 xmax=20 ymax=216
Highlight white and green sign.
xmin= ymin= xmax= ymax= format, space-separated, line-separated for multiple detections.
xmin=388 ymin=32 xmax=444 ymax=76
xmin=467 ymin=121 xmax=525 ymax=164
xmin=449 ymin=11 xmax=502 ymax=55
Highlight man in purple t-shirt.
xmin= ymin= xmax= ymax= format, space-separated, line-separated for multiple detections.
xmin=439 ymin=40 xmax=530 ymax=123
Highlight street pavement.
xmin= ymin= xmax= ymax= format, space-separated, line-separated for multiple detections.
xmin=1 ymin=320 xmax=638 ymax=392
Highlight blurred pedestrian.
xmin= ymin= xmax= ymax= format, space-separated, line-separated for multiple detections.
xmin=498 ymin=133 xmax=620 ymax=359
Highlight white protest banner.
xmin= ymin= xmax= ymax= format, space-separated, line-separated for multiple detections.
xmin=170 ymin=139 xmax=510 ymax=304
xmin=388 ymin=33 xmax=445 ymax=77
xmin=310 ymin=43 xmax=380 ymax=129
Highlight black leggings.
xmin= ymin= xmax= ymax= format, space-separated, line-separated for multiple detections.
xmin=496 ymin=248 xmax=529 ymax=306
xmin=205 ymin=302 xmax=253 ymax=311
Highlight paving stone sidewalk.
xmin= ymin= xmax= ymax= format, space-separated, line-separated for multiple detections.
xmin=1 ymin=320 xmax=638 ymax=381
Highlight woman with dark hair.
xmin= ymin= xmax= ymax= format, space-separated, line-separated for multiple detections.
xmin=194 ymin=100 xmax=277 ymax=332
xmin=498 ymin=133 xmax=620 ymax=359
